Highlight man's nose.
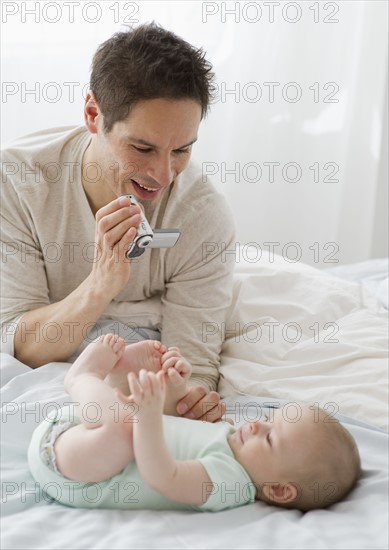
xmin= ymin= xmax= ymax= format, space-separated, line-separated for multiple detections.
xmin=147 ymin=155 xmax=174 ymax=187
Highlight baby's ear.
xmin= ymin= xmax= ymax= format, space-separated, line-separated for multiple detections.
xmin=261 ymin=482 xmax=299 ymax=504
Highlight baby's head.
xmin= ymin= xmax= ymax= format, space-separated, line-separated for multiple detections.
xmin=228 ymin=403 xmax=361 ymax=512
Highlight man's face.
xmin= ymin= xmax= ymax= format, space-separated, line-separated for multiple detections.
xmin=85 ymin=97 xmax=202 ymax=205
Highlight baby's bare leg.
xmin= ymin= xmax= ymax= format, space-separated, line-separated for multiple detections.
xmin=108 ymin=341 xmax=190 ymax=416
xmin=115 ymin=345 xmax=190 ymax=417
xmin=55 ymin=334 xmax=135 ymax=483
xmin=105 ymin=340 xmax=165 ymax=394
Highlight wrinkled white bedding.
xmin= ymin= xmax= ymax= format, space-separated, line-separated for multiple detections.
xmin=1 ymin=257 xmax=388 ymax=549
xmin=219 ymin=256 xmax=388 ymax=430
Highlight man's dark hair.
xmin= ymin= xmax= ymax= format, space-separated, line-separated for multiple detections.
xmin=90 ymin=22 xmax=216 ymax=132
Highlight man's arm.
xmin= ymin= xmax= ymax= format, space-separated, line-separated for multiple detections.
xmin=125 ymin=369 xmax=214 ymax=506
xmin=1 ymin=193 xmax=141 ymax=367
xmin=13 ymin=278 xmax=112 ymax=368
xmin=159 ymin=179 xmax=236 ymax=421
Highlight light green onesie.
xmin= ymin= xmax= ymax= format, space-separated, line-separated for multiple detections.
xmin=28 ymin=407 xmax=256 ymax=512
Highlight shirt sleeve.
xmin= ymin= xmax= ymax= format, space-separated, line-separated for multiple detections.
xmin=160 ymin=187 xmax=236 ymax=392
xmin=198 ymin=451 xmax=256 ymax=512
xmin=0 ymin=163 xmax=50 ymax=354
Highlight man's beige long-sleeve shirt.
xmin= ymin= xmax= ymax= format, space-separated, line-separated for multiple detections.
xmin=1 ymin=126 xmax=236 ymax=390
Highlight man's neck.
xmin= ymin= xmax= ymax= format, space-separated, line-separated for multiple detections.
xmin=81 ymin=138 xmax=114 ymax=216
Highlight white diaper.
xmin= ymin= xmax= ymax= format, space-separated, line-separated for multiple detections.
xmin=39 ymin=419 xmax=76 ymax=474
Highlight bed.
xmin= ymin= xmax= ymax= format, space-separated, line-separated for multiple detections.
xmin=1 ymin=255 xmax=388 ymax=550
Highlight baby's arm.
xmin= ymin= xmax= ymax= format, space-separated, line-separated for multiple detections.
xmin=120 ymin=370 xmax=213 ymax=506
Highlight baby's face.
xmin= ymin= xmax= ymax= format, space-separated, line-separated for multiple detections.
xmin=227 ymin=405 xmax=317 ymax=493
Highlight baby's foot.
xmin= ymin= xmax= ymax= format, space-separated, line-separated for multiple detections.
xmin=105 ymin=340 xmax=167 ymax=394
xmin=65 ymin=334 xmax=125 ymax=392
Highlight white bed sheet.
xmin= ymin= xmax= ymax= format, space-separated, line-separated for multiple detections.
xmin=1 ymin=358 xmax=388 ymax=550
xmin=325 ymin=257 xmax=388 ymax=309
xmin=219 ymin=255 xmax=388 ymax=431
xmin=1 ymin=257 xmax=388 ymax=549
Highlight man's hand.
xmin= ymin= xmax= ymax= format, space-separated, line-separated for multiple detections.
xmin=176 ymin=386 xmax=227 ymax=423
xmin=90 ymin=196 xmax=142 ymax=298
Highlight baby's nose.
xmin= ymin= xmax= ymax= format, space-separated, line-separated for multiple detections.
xmin=250 ymin=421 xmax=262 ymax=434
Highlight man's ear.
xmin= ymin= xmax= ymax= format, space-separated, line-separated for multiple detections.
xmin=84 ymin=90 xmax=101 ymax=134
xmin=261 ymin=482 xmax=299 ymax=504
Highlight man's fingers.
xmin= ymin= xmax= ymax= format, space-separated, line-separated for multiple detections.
xmin=198 ymin=401 xmax=226 ymax=423
xmin=120 ymin=226 xmax=137 ymax=250
xmin=100 ymin=214 xmax=140 ymax=252
xmin=175 ymin=387 xmax=227 ymax=422
xmin=187 ymin=397 xmax=225 ymax=423
xmin=95 ymin=197 xmax=142 ymax=252
xmin=95 ymin=196 xmax=132 ymax=222
xmin=176 ymin=385 xmax=207 ymax=415
xmin=97 ymin=204 xmax=139 ymax=230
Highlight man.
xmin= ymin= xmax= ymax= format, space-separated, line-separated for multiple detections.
xmin=1 ymin=23 xmax=235 ymax=421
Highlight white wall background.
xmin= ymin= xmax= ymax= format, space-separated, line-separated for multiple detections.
xmin=1 ymin=0 xmax=388 ymax=266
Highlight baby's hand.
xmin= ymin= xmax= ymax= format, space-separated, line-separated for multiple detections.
xmin=126 ymin=369 xmax=166 ymax=418
xmin=161 ymin=346 xmax=192 ymax=384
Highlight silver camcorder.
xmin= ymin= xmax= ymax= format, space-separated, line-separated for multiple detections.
xmin=125 ymin=195 xmax=180 ymax=259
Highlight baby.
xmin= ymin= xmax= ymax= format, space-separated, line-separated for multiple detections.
xmin=28 ymin=334 xmax=361 ymax=512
